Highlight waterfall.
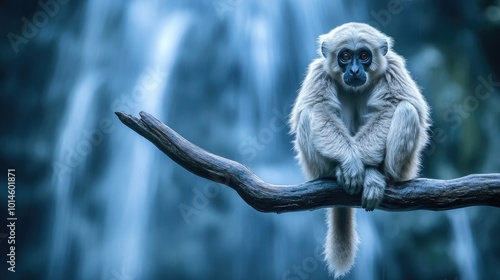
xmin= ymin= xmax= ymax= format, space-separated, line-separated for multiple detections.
xmin=35 ymin=1 xmax=486 ymax=279
xmin=49 ymin=1 xmax=190 ymax=279
xmin=447 ymin=210 xmax=478 ymax=280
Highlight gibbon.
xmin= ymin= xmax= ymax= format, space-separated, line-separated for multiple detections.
xmin=289 ymin=22 xmax=430 ymax=278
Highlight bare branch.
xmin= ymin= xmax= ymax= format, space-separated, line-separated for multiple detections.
xmin=115 ymin=111 xmax=500 ymax=213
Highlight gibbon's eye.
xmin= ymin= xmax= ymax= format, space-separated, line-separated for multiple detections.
xmin=340 ymin=51 xmax=351 ymax=62
xmin=359 ymin=51 xmax=370 ymax=62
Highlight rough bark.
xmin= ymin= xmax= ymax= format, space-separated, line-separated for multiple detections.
xmin=116 ymin=111 xmax=500 ymax=213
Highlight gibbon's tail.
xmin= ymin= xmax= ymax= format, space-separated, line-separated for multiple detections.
xmin=325 ymin=207 xmax=359 ymax=278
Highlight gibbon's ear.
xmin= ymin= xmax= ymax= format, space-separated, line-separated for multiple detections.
xmin=321 ymin=41 xmax=329 ymax=58
xmin=380 ymin=39 xmax=389 ymax=56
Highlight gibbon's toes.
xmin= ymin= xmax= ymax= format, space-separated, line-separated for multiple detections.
xmin=361 ymin=179 xmax=385 ymax=211
xmin=361 ymin=169 xmax=386 ymax=210
xmin=361 ymin=189 xmax=382 ymax=211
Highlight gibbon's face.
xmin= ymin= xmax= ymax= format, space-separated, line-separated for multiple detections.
xmin=337 ymin=48 xmax=372 ymax=88
xmin=320 ymin=23 xmax=390 ymax=91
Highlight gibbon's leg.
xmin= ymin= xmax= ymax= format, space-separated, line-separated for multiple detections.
xmin=293 ymin=111 xmax=335 ymax=179
xmin=325 ymin=208 xmax=359 ymax=278
xmin=384 ymin=101 xmax=420 ymax=181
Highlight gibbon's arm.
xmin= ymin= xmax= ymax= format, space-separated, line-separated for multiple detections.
xmin=308 ymin=103 xmax=359 ymax=165
xmin=307 ymin=103 xmax=366 ymax=191
xmin=354 ymin=108 xmax=394 ymax=166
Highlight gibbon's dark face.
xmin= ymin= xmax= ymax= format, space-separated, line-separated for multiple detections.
xmin=338 ymin=48 xmax=372 ymax=88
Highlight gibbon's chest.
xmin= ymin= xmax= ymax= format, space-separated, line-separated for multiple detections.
xmin=336 ymin=91 xmax=372 ymax=136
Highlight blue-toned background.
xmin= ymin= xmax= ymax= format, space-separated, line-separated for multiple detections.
xmin=1 ymin=0 xmax=500 ymax=279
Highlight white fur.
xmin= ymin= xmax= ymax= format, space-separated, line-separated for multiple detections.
xmin=289 ymin=22 xmax=430 ymax=278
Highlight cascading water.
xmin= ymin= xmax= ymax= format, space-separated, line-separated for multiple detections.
xmin=448 ymin=210 xmax=478 ymax=280
xmin=49 ymin=1 xmax=190 ymax=279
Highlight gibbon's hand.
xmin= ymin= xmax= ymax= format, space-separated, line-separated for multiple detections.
xmin=335 ymin=155 xmax=364 ymax=195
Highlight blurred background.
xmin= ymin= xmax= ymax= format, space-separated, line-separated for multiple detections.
xmin=1 ymin=0 xmax=500 ymax=279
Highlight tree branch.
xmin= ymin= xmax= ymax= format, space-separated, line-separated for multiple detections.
xmin=115 ymin=111 xmax=500 ymax=213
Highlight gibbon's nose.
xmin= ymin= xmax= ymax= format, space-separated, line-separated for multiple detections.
xmin=350 ymin=67 xmax=360 ymax=75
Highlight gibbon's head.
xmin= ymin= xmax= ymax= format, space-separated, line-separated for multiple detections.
xmin=319 ymin=22 xmax=392 ymax=90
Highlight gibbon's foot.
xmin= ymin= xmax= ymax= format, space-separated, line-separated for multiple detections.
xmin=361 ymin=168 xmax=386 ymax=211
xmin=336 ymin=158 xmax=365 ymax=195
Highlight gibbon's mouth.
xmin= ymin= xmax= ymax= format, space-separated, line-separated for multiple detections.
xmin=344 ymin=76 xmax=366 ymax=88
